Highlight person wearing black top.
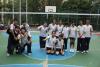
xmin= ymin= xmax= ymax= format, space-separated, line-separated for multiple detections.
xmin=6 ymin=27 xmax=16 ymax=56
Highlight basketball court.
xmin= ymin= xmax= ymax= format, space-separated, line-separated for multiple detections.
xmin=0 ymin=31 xmax=100 ymax=67
xmin=0 ymin=0 xmax=100 ymax=67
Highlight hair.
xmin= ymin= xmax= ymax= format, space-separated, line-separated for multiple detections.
xmin=59 ymin=33 xmax=64 ymax=38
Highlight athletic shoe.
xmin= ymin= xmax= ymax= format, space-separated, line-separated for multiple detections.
xmin=61 ymin=52 xmax=64 ymax=56
xmin=81 ymin=51 xmax=84 ymax=54
xmin=69 ymin=49 xmax=72 ymax=52
xmin=70 ymin=49 xmax=74 ymax=52
xmin=70 ymin=49 xmax=76 ymax=53
xmin=83 ymin=51 xmax=85 ymax=52
xmin=28 ymin=53 xmax=32 ymax=55
xmin=85 ymin=51 xmax=89 ymax=53
xmin=56 ymin=52 xmax=59 ymax=55
xmin=71 ymin=49 xmax=75 ymax=52
xmin=7 ymin=53 xmax=10 ymax=56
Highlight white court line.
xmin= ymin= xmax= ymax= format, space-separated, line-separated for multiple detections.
xmin=0 ymin=64 xmax=85 ymax=67
xmin=43 ymin=55 xmax=48 ymax=67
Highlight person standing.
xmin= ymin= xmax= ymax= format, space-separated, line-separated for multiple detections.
xmin=62 ymin=23 xmax=69 ymax=51
xmin=69 ymin=22 xmax=77 ymax=52
xmin=84 ymin=19 xmax=93 ymax=53
xmin=38 ymin=23 xmax=48 ymax=49
xmin=77 ymin=20 xmax=85 ymax=53
xmin=6 ymin=20 xmax=17 ymax=56
xmin=48 ymin=19 xmax=57 ymax=35
xmin=56 ymin=20 xmax=64 ymax=37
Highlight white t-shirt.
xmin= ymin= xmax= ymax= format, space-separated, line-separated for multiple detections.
xmin=38 ymin=25 xmax=48 ymax=37
xmin=69 ymin=26 xmax=77 ymax=38
xmin=62 ymin=27 xmax=69 ymax=38
xmin=77 ymin=25 xmax=85 ymax=38
xmin=84 ymin=25 xmax=93 ymax=37
xmin=48 ymin=23 xmax=57 ymax=35
xmin=46 ymin=35 xmax=57 ymax=48
xmin=55 ymin=39 xmax=64 ymax=49
xmin=10 ymin=24 xmax=15 ymax=30
xmin=56 ymin=25 xmax=64 ymax=36
xmin=25 ymin=23 xmax=30 ymax=31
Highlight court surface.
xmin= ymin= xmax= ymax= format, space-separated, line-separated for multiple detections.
xmin=0 ymin=31 xmax=100 ymax=67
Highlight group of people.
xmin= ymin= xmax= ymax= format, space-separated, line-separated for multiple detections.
xmin=38 ymin=19 xmax=93 ymax=55
xmin=6 ymin=19 xmax=93 ymax=56
xmin=6 ymin=20 xmax=32 ymax=56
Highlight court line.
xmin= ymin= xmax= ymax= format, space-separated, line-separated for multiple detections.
xmin=0 ymin=64 xmax=85 ymax=67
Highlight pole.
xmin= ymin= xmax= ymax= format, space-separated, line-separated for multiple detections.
xmin=12 ymin=0 xmax=14 ymax=19
xmin=19 ymin=0 xmax=21 ymax=26
xmin=26 ymin=0 xmax=28 ymax=23
xmin=1 ymin=0 xmax=4 ymax=24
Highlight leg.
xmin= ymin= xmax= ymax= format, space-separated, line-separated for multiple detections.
xmin=86 ymin=37 xmax=91 ymax=51
xmin=42 ymin=37 xmax=46 ymax=48
xmin=27 ymin=43 xmax=32 ymax=53
xmin=77 ymin=38 xmax=81 ymax=51
xmin=7 ymin=40 xmax=14 ymax=55
xmin=70 ymin=38 xmax=75 ymax=49
xmin=81 ymin=38 xmax=85 ymax=52
xmin=40 ymin=36 xmax=42 ymax=48
xmin=64 ymin=38 xmax=68 ymax=50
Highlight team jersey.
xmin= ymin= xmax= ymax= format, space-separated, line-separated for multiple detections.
xmin=55 ymin=39 xmax=64 ymax=49
xmin=38 ymin=25 xmax=48 ymax=37
xmin=62 ymin=27 xmax=69 ymax=38
xmin=69 ymin=26 xmax=77 ymax=38
xmin=77 ymin=25 xmax=85 ymax=38
xmin=56 ymin=25 xmax=64 ymax=36
xmin=48 ymin=23 xmax=57 ymax=35
xmin=46 ymin=35 xmax=57 ymax=48
xmin=10 ymin=24 xmax=15 ymax=30
xmin=84 ymin=25 xmax=93 ymax=37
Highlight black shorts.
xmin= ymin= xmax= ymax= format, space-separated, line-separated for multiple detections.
xmin=56 ymin=48 xmax=61 ymax=51
xmin=70 ymin=37 xmax=75 ymax=40
xmin=46 ymin=47 xmax=52 ymax=50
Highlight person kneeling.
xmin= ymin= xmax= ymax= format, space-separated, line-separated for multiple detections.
xmin=55 ymin=34 xmax=64 ymax=56
xmin=19 ymin=28 xmax=32 ymax=55
xmin=44 ymin=31 xmax=56 ymax=54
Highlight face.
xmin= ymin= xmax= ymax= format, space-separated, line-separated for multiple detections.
xmin=53 ymin=19 xmax=56 ymax=24
xmin=21 ymin=29 xmax=26 ymax=34
xmin=52 ymin=32 xmax=56 ymax=37
xmin=79 ymin=21 xmax=83 ymax=25
xmin=15 ymin=28 xmax=19 ymax=32
xmin=86 ymin=20 xmax=90 ymax=25
xmin=72 ymin=23 xmax=75 ymax=27
xmin=59 ymin=20 xmax=62 ymax=25
xmin=43 ymin=23 xmax=47 ymax=27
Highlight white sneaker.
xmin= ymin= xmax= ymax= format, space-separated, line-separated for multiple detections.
xmin=70 ymin=49 xmax=73 ymax=52
xmin=86 ymin=51 xmax=89 ymax=53
xmin=83 ymin=51 xmax=85 ymax=52
xmin=56 ymin=52 xmax=59 ymax=55
xmin=28 ymin=53 xmax=31 ymax=55
xmin=70 ymin=49 xmax=76 ymax=53
xmin=7 ymin=53 xmax=10 ymax=56
xmin=62 ymin=52 xmax=64 ymax=55
xmin=81 ymin=52 xmax=84 ymax=54
xmin=69 ymin=49 xmax=72 ymax=52
xmin=71 ymin=49 xmax=75 ymax=52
